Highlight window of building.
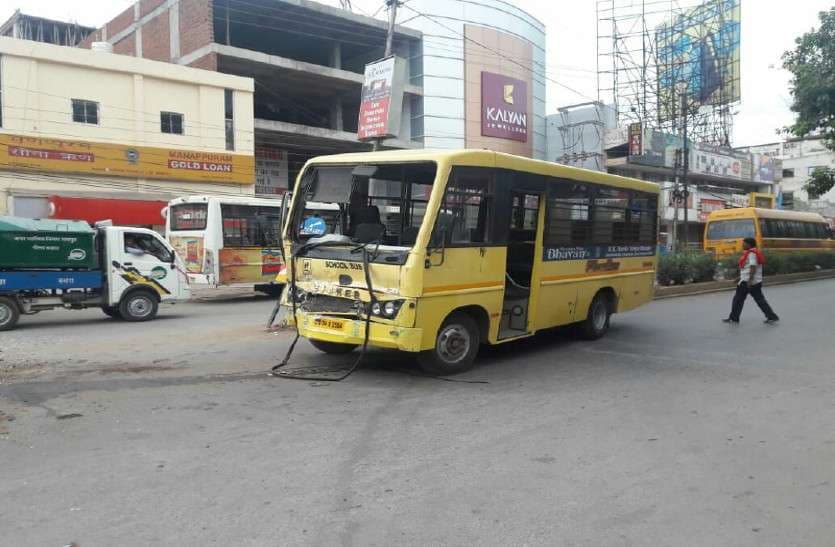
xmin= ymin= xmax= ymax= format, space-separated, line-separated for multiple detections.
xmin=72 ymin=99 xmax=99 ymax=124
xmin=782 ymin=168 xmax=795 ymax=178
xmin=433 ymin=167 xmax=493 ymax=246
xmin=220 ymin=204 xmax=281 ymax=247
xmin=224 ymin=89 xmax=235 ymax=151
xmin=808 ymin=166 xmax=828 ymax=176
xmin=123 ymin=232 xmax=173 ymax=262
xmin=161 ymin=111 xmax=184 ymax=135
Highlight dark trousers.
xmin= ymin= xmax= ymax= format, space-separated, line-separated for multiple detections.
xmin=729 ymin=282 xmax=779 ymax=321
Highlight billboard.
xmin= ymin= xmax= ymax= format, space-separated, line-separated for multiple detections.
xmin=481 ymin=72 xmax=529 ymax=142
xmin=628 ymin=128 xmax=684 ymax=168
xmin=357 ymin=56 xmax=406 ymax=141
xmin=691 ymin=143 xmax=752 ymax=181
xmin=0 ymin=133 xmax=254 ymax=184
xmin=656 ymin=0 xmax=741 ymax=121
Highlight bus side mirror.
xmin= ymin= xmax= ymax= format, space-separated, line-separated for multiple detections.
xmin=426 ymin=227 xmax=447 ymax=268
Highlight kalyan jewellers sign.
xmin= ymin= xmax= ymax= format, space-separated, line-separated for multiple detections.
xmin=481 ymin=72 xmax=529 ymax=143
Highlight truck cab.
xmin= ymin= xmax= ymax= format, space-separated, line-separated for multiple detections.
xmin=101 ymin=226 xmax=191 ymax=319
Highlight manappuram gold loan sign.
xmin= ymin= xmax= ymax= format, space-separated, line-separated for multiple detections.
xmin=0 ymin=133 xmax=255 ymax=184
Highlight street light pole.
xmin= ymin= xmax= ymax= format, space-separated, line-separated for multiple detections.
xmin=373 ymin=0 xmax=400 ymax=152
xmin=681 ymin=92 xmax=690 ymax=250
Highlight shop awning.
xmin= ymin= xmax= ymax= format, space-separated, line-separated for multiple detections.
xmin=49 ymin=196 xmax=168 ymax=226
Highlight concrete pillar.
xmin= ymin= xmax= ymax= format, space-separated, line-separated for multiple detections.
xmin=169 ymin=1 xmax=181 ymax=61
xmin=330 ymin=95 xmax=344 ymax=131
xmin=331 ymin=42 xmax=342 ymax=70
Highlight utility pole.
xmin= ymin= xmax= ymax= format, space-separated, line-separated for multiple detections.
xmin=681 ymin=92 xmax=690 ymax=251
xmin=373 ymin=0 xmax=399 ymax=152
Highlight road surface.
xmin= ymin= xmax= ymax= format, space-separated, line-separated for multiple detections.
xmin=1 ymin=281 xmax=834 ymax=546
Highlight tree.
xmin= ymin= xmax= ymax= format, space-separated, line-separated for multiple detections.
xmin=806 ymin=167 xmax=835 ymax=199
xmin=783 ymin=8 xmax=835 ymax=196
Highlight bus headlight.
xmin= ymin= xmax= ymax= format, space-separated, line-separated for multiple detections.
xmin=370 ymin=300 xmax=404 ymax=318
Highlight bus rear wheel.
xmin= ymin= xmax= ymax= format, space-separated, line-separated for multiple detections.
xmin=578 ymin=292 xmax=612 ymax=340
xmin=418 ymin=312 xmax=480 ymax=376
xmin=309 ymin=339 xmax=358 ymax=354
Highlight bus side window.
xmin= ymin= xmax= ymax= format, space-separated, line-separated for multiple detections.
xmin=545 ymin=182 xmax=591 ymax=247
xmin=433 ymin=167 xmax=494 ymax=246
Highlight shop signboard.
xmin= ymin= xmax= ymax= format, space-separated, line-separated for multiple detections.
xmin=357 ymin=56 xmax=406 ymax=140
xmin=0 ymin=133 xmax=254 ymax=184
xmin=699 ymin=198 xmax=726 ymax=221
xmin=255 ymin=146 xmax=289 ymax=196
xmin=481 ymin=72 xmax=529 ymax=142
xmin=628 ymin=123 xmax=643 ymax=156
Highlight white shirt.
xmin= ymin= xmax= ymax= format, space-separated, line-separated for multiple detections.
xmin=740 ymin=251 xmax=763 ymax=285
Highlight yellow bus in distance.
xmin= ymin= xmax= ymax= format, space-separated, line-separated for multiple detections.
xmin=704 ymin=207 xmax=835 ymax=257
xmin=282 ymin=149 xmax=660 ymax=374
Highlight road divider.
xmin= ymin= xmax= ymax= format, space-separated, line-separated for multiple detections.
xmin=655 ymin=269 xmax=835 ymax=300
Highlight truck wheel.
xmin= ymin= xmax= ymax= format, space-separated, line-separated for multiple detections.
xmin=101 ymin=306 xmax=122 ymax=319
xmin=417 ymin=312 xmax=480 ymax=376
xmin=309 ymin=339 xmax=358 ymax=354
xmin=0 ymin=297 xmax=20 ymax=331
xmin=578 ymin=292 xmax=612 ymax=340
xmin=119 ymin=291 xmax=159 ymax=322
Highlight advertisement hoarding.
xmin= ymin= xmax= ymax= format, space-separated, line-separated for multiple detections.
xmin=628 ymin=123 xmax=643 ymax=156
xmin=691 ymin=143 xmax=752 ymax=181
xmin=255 ymin=146 xmax=289 ymax=196
xmin=481 ymin=72 xmax=529 ymax=142
xmin=357 ymin=56 xmax=406 ymax=141
xmin=628 ymin=128 xmax=684 ymax=168
xmin=0 ymin=133 xmax=254 ymax=184
xmin=656 ymin=0 xmax=741 ymax=122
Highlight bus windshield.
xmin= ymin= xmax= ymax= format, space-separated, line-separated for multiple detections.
xmin=290 ymin=162 xmax=437 ymax=254
xmin=170 ymin=203 xmax=208 ymax=231
xmin=707 ymin=219 xmax=756 ymax=240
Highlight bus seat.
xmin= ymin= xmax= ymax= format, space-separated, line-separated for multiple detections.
xmin=354 ymin=223 xmax=385 ymax=243
xmin=401 ymin=226 xmax=420 ymax=245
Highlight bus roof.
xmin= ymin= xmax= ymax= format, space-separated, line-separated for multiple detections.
xmin=707 ymin=207 xmax=827 ymax=223
xmin=168 ymin=195 xmax=283 ymax=207
xmin=305 ymin=149 xmax=660 ymax=194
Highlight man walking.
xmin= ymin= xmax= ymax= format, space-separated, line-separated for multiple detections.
xmin=723 ymin=237 xmax=780 ymax=324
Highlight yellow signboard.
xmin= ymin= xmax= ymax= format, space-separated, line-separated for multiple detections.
xmin=0 ymin=133 xmax=255 ymax=184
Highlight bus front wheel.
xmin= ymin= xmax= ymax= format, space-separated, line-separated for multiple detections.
xmin=309 ymin=339 xmax=358 ymax=354
xmin=0 ymin=297 xmax=21 ymax=331
xmin=418 ymin=312 xmax=480 ymax=376
xmin=578 ymin=292 xmax=612 ymax=340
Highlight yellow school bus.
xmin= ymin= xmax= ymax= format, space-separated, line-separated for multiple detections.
xmin=704 ymin=207 xmax=835 ymax=257
xmin=281 ymin=150 xmax=659 ymax=374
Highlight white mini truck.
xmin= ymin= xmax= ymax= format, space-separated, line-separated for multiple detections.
xmin=0 ymin=216 xmax=190 ymax=331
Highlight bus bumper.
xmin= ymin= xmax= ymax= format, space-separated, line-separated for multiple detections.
xmin=295 ymin=312 xmax=424 ymax=353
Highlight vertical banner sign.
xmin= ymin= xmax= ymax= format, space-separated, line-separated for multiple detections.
xmin=628 ymin=123 xmax=643 ymax=156
xmin=358 ymin=56 xmax=406 ymax=140
xmin=481 ymin=72 xmax=529 ymax=142
xmin=255 ymin=146 xmax=289 ymax=195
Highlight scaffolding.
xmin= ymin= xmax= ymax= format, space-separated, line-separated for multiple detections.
xmin=596 ymin=0 xmax=740 ymax=146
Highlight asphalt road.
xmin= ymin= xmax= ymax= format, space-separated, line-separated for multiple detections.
xmin=1 ymin=280 xmax=835 ymax=546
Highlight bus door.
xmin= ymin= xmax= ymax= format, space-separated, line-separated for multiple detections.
xmin=500 ymin=190 xmax=543 ymax=340
xmin=422 ymin=168 xmax=505 ymax=335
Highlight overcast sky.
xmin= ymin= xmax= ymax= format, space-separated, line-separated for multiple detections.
xmin=2 ymin=0 xmax=832 ymax=147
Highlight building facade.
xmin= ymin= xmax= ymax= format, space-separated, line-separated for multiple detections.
xmin=739 ymin=137 xmax=835 ymax=215
xmin=546 ymin=102 xmax=614 ymax=172
xmin=606 ymin=124 xmax=779 ymax=248
xmin=78 ymin=0 xmax=424 ymax=192
xmin=401 ymin=0 xmax=547 ymax=158
xmin=0 ymin=10 xmax=95 ymax=46
xmin=0 ymin=36 xmax=254 ymax=229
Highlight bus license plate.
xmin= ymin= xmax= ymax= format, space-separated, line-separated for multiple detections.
xmin=314 ymin=317 xmax=345 ymax=331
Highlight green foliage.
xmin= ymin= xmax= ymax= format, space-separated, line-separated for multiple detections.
xmin=659 ymin=251 xmax=835 ymax=285
xmin=805 ymin=168 xmax=835 ymax=199
xmin=658 ymin=252 xmax=717 ymax=285
xmin=782 ymin=9 xmax=835 ymax=151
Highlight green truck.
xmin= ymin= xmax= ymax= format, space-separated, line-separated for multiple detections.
xmin=0 ymin=216 xmax=191 ymax=331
